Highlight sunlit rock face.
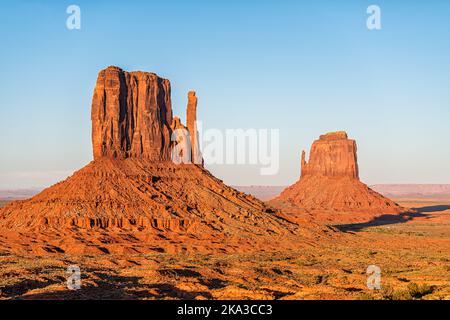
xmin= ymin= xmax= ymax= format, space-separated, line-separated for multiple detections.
xmin=91 ymin=66 xmax=173 ymax=161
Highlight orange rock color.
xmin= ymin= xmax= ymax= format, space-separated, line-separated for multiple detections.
xmin=91 ymin=66 xmax=173 ymax=161
xmin=273 ymin=131 xmax=405 ymax=214
xmin=186 ymin=91 xmax=203 ymax=165
xmin=0 ymin=157 xmax=308 ymax=254
xmin=0 ymin=66 xmax=316 ymax=255
xmin=301 ymin=131 xmax=358 ymax=179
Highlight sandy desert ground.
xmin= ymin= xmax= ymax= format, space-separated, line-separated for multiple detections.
xmin=0 ymin=198 xmax=448 ymax=300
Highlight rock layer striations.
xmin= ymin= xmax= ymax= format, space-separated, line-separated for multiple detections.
xmin=0 ymin=66 xmax=303 ymax=254
xmin=92 ymin=66 xmax=173 ymax=161
xmin=301 ymin=131 xmax=359 ymax=179
xmin=274 ymin=131 xmax=405 ymax=214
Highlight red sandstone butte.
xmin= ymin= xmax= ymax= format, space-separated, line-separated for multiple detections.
xmin=0 ymin=66 xmax=302 ymax=255
xmin=301 ymin=132 xmax=359 ymax=179
xmin=91 ymin=66 xmax=173 ymax=161
xmin=273 ymin=131 xmax=405 ymax=214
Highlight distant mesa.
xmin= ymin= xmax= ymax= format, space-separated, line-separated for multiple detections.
xmin=0 ymin=66 xmax=300 ymax=255
xmin=272 ymin=131 xmax=406 ymax=214
xmin=232 ymin=186 xmax=287 ymax=201
xmin=0 ymin=189 xmax=41 ymax=200
xmin=371 ymin=184 xmax=450 ymax=200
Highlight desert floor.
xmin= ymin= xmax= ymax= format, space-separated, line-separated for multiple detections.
xmin=0 ymin=199 xmax=448 ymax=300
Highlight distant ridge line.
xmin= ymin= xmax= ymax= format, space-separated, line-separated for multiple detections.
xmin=234 ymin=184 xmax=450 ymax=201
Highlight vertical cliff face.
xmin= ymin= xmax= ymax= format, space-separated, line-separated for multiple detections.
xmin=274 ymin=131 xmax=404 ymax=214
xmin=0 ymin=66 xmax=302 ymax=255
xmin=186 ymin=91 xmax=203 ymax=165
xmin=301 ymin=131 xmax=359 ymax=179
xmin=91 ymin=66 xmax=173 ymax=161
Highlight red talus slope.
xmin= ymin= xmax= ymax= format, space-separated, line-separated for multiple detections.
xmin=273 ymin=131 xmax=405 ymax=214
xmin=0 ymin=66 xmax=319 ymax=254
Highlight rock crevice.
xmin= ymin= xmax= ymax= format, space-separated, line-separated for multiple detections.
xmin=0 ymin=66 xmax=300 ymax=254
xmin=91 ymin=66 xmax=174 ymax=161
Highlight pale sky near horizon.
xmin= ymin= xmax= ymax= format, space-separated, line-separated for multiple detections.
xmin=0 ymin=0 xmax=450 ymax=189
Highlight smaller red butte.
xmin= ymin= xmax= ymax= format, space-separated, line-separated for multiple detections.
xmin=274 ymin=131 xmax=405 ymax=214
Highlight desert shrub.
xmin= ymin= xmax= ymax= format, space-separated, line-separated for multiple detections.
xmin=354 ymin=292 xmax=375 ymax=300
xmin=392 ymin=289 xmax=412 ymax=300
xmin=314 ymin=274 xmax=324 ymax=284
xmin=380 ymin=285 xmax=395 ymax=300
xmin=380 ymin=283 xmax=435 ymax=300
xmin=407 ymin=282 xmax=435 ymax=299
xmin=314 ymin=273 xmax=333 ymax=285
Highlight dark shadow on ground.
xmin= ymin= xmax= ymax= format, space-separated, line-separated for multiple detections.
xmin=413 ymin=205 xmax=450 ymax=213
xmin=0 ymin=278 xmax=61 ymax=298
xmin=6 ymin=268 xmax=214 ymax=300
xmin=334 ymin=211 xmax=429 ymax=233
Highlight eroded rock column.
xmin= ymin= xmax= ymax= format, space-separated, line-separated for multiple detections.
xmin=186 ymin=91 xmax=202 ymax=165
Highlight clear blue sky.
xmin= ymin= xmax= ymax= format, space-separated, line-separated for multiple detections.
xmin=1 ymin=0 xmax=449 ymax=188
